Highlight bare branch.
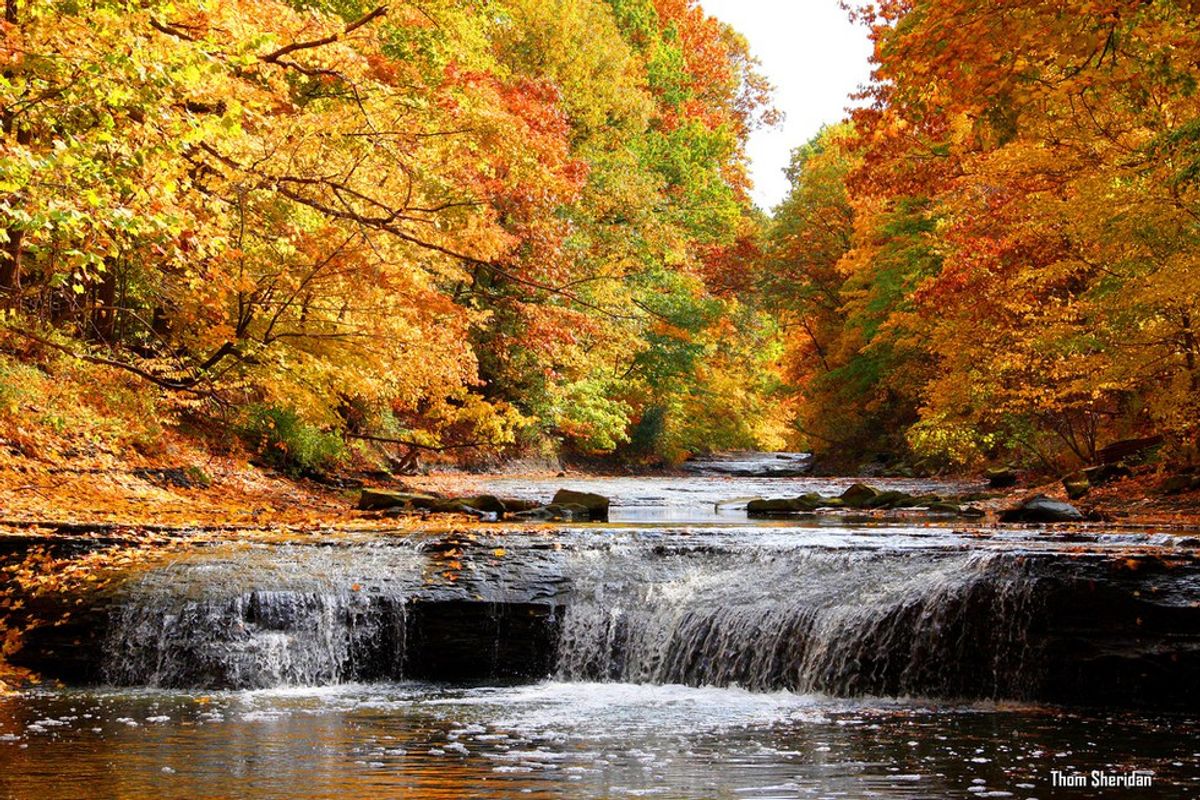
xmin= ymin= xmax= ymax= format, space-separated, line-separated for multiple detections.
xmin=260 ymin=6 xmax=387 ymax=65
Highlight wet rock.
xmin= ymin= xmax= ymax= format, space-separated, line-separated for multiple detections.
xmin=552 ymin=489 xmax=610 ymax=521
xmin=864 ymin=490 xmax=914 ymax=509
xmin=839 ymin=483 xmax=879 ymax=507
xmin=928 ymin=501 xmax=963 ymax=514
xmin=358 ymin=489 xmax=439 ymax=511
xmin=999 ymin=494 xmax=1084 ymax=523
xmin=746 ymin=498 xmax=805 ymax=515
xmin=987 ymin=467 xmax=1018 ymax=488
xmin=461 ymin=495 xmax=507 ymax=515
xmin=499 ymin=497 xmax=542 ymax=513
xmin=746 ymin=493 xmax=834 ymax=516
xmin=1062 ymin=473 xmax=1090 ymax=500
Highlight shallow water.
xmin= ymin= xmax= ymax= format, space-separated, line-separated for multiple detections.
xmin=3 ymin=467 xmax=1199 ymax=798
xmin=3 ymin=682 xmax=1198 ymax=799
xmin=411 ymin=471 xmax=979 ymax=523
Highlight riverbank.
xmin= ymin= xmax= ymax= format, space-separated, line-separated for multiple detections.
xmin=1 ymin=446 xmax=1198 ymax=533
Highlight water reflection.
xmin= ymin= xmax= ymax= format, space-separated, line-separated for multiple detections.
xmin=1 ymin=683 xmax=1197 ymax=799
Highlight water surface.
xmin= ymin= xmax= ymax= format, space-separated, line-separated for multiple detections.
xmin=3 ymin=467 xmax=1198 ymax=798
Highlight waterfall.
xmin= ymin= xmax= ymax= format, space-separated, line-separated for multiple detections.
xmin=104 ymin=590 xmax=408 ymax=688
xmin=102 ymin=543 xmax=421 ymax=689
xmin=87 ymin=529 xmax=1195 ymax=707
xmin=555 ymin=548 xmax=1045 ymax=699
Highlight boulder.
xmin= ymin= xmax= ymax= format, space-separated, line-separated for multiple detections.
xmin=928 ymin=501 xmax=963 ymax=514
xmin=747 ymin=498 xmax=803 ymax=515
xmin=552 ymin=489 xmax=610 ymax=521
xmin=462 ymin=495 xmax=506 ymax=514
xmin=839 ymin=483 xmax=879 ymax=507
xmin=358 ymin=489 xmax=439 ymax=511
xmin=987 ymin=467 xmax=1018 ymax=488
xmin=1062 ymin=474 xmax=1090 ymax=500
xmin=999 ymin=495 xmax=1084 ymax=523
xmin=746 ymin=493 xmax=834 ymax=516
xmin=864 ymin=489 xmax=914 ymax=509
xmin=499 ymin=497 xmax=542 ymax=513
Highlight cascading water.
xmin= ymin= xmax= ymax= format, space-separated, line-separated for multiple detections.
xmin=103 ymin=542 xmax=422 ymax=689
xmin=85 ymin=513 xmax=1200 ymax=708
xmin=554 ymin=546 xmax=1045 ymax=699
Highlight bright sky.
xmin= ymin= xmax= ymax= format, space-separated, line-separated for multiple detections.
xmin=701 ymin=0 xmax=874 ymax=212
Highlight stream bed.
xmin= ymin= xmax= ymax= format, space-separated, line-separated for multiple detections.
xmin=2 ymin=468 xmax=1199 ymax=798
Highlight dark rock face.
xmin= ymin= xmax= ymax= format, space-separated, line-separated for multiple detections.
xmin=1000 ymin=495 xmax=1084 ymax=523
xmin=987 ymin=467 xmax=1018 ymax=488
xmin=404 ymin=600 xmax=560 ymax=682
xmin=551 ymin=489 xmax=610 ymax=521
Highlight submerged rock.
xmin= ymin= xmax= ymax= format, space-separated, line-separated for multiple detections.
xmin=551 ymin=489 xmax=610 ymax=521
xmin=1000 ymin=495 xmax=1084 ymax=523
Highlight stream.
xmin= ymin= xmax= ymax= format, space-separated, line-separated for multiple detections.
xmin=2 ymin=464 xmax=1199 ymax=798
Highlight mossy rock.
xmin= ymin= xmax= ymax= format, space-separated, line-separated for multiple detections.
xmin=747 ymin=498 xmax=805 ymax=515
xmin=864 ymin=490 xmax=913 ymax=509
xmin=839 ymin=483 xmax=879 ymax=507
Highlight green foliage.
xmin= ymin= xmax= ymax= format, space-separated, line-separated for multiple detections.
xmin=239 ymin=406 xmax=346 ymax=476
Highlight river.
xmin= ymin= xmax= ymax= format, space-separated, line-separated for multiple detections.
xmin=2 ymin=466 xmax=1199 ymax=798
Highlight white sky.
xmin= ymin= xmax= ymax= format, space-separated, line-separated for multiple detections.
xmin=701 ymin=0 xmax=874 ymax=211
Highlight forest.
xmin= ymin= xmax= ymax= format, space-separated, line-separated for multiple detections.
xmin=2 ymin=4 xmax=1200 ymax=795
xmin=1 ymin=0 xmax=1198 ymax=479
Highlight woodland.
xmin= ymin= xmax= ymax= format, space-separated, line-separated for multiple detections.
xmin=0 ymin=0 xmax=1198 ymax=484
